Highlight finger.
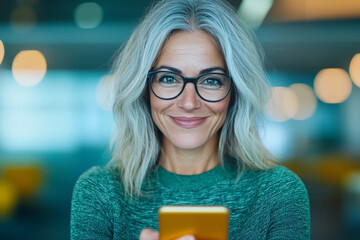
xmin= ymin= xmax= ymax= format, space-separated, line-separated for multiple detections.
xmin=176 ymin=235 xmax=195 ymax=240
xmin=139 ymin=228 xmax=159 ymax=240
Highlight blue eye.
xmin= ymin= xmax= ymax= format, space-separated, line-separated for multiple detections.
xmin=199 ymin=77 xmax=224 ymax=88
xmin=153 ymin=72 xmax=183 ymax=87
xmin=158 ymin=75 xmax=177 ymax=85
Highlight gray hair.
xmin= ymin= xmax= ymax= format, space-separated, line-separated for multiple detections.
xmin=110 ymin=0 xmax=277 ymax=197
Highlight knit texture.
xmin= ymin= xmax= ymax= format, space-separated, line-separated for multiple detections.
xmin=71 ymin=161 xmax=310 ymax=239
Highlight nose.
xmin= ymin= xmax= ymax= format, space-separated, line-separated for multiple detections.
xmin=177 ymin=83 xmax=201 ymax=110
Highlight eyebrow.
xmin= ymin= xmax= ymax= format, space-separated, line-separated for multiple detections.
xmin=154 ymin=65 xmax=227 ymax=75
xmin=155 ymin=65 xmax=182 ymax=74
xmin=199 ymin=67 xmax=226 ymax=74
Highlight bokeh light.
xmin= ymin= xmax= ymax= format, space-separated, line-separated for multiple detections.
xmin=314 ymin=68 xmax=352 ymax=104
xmin=266 ymin=87 xmax=299 ymax=122
xmin=10 ymin=6 xmax=37 ymax=33
xmin=289 ymin=83 xmax=317 ymax=120
xmin=3 ymin=166 xmax=43 ymax=200
xmin=345 ymin=171 xmax=360 ymax=195
xmin=74 ymin=2 xmax=103 ymax=29
xmin=12 ymin=50 xmax=47 ymax=87
xmin=349 ymin=53 xmax=360 ymax=88
xmin=96 ymin=74 xmax=115 ymax=111
xmin=0 ymin=40 xmax=4 ymax=65
xmin=0 ymin=180 xmax=18 ymax=218
xmin=238 ymin=0 xmax=274 ymax=28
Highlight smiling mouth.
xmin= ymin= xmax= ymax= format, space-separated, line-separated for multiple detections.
xmin=171 ymin=117 xmax=207 ymax=128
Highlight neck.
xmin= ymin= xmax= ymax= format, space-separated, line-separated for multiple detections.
xmin=159 ymin=134 xmax=220 ymax=175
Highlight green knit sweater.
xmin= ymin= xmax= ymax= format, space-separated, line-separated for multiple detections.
xmin=71 ymin=161 xmax=310 ymax=239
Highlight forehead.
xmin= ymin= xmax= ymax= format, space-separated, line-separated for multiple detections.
xmin=155 ymin=30 xmax=226 ymax=71
xmin=163 ymin=30 xmax=220 ymax=53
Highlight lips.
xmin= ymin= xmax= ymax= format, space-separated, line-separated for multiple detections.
xmin=171 ymin=117 xmax=207 ymax=128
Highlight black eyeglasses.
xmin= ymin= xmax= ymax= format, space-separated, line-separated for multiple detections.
xmin=147 ymin=71 xmax=232 ymax=102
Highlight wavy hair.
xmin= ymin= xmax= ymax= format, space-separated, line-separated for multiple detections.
xmin=110 ymin=0 xmax=277 ymax=197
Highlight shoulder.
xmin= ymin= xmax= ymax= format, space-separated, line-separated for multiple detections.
xmin=239 ymin=165 xmax=309 ymax=205
xmin=226 ymin=161 xmax=308 ymax=201
xmin=259 ymin=167 xmax=311 ymax=238
xmin=261 ymin=166 xmax=308 ymax=196
xmin=71 ymin=166 xmax=122 ymax=238
xmin=255 ymin=166 xmax=310 ymax=215
xmin=230 ymin=159 xmax=305 ymax=188
xmin=76 ymin=165 xmax=118 ymax=183
xmin=73 ymin=165 xmax=123 ymax=199
xmin=75 ymin=166 xmax=115 ymax=184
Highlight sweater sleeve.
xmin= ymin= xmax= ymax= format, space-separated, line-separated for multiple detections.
xmin=70 ymin=167 xmax=114 ymax=240
xmin=265 ymin=167 xmax=311 ymax=240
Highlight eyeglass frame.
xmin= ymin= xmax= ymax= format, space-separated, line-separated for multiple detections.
xmin=147 ymin=70 xmax=232 ymax=102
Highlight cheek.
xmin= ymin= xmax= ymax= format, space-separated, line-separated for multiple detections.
xmin=149 ymin=91 xmax=171 ymax=128
xmin=149 ymin=92 xmax=157 ymax=112
xmin=150 ymin=92 xmax=161 ymax=122
xmin=210 ymin=97 xmax=231 ymax=132
xmin=210 ymin=95 xmax=231 ymax=119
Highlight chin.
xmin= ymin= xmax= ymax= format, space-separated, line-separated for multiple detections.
xmin=169 ymin=135 xmax=209 ymax=150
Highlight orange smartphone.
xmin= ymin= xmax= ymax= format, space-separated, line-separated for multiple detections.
xmin=158 ymin=205 xmax=229 ymax=240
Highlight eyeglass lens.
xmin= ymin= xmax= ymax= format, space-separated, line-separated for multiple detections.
xmin=150 ymin=71 xmax=230 ymax=101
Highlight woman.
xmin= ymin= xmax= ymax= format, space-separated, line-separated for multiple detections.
xmin=71 ymin=0 xmax=310 ymax=239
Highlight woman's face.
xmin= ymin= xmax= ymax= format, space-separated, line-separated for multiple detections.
xmin=150 ymin=30 xmax=231 ymax=150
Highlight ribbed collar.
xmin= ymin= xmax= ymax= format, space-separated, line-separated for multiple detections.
xmin=153 ymin=162 xmax=234 ymax=191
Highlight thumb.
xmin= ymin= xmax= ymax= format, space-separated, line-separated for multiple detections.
xmin=139 ymin=228 xmax=159 ymax=240
xmin=176 ymin=235 xmax=196 ymax=240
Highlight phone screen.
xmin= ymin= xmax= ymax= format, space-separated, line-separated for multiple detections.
xmin=158 ymin=205 xmax=229 ymax=240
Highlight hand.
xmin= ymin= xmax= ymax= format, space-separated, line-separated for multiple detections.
xmin=139 ymin=228 xmax=195 ymax=240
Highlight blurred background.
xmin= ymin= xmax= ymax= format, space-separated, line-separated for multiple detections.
xmin=0 ymin=0 xmax=360 ymax=239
